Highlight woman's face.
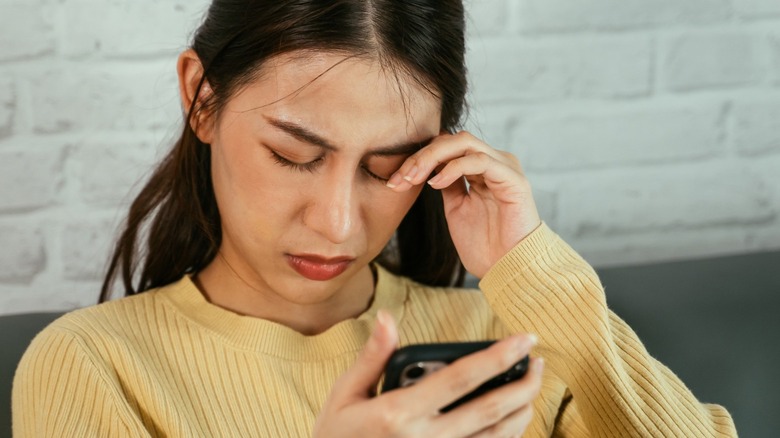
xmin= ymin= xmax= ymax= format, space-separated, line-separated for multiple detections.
xmin=203 ymin=52 xmax=441 ymax=305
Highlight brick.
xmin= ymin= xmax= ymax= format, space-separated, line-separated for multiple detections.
xmin=663 ymin=32 xmax=763 ymax=92
xmin=466 ymin=0 xmax=509 ymax=37
xmin=748 ymin=153 xmax=780 ymax=217
xmin=772 ymin=36 xmax=780 ymax=85
xmin=61 ymin=0 xmax=202 ymax=58
xmin=733 ymin=99 xmax=780 ymax=156
xmin=558 ymin=163 xmax=774 ymax=238
xmin=570 ymin=227 xmax=750 ymax=268
xmin=0 ymin=76 xmax=13 ymax=139
xmin=70 ymin=140 xmax=159 ymax=206
xmin=745 ymin=154 xmax=780 ymax=251
xmin=514 ymin=104 xmax=725 ymax=170
xmin=0 ymin=148 xmax=64 ymax=212
xmin=463 ymin=103 xmax=530 ymax=153
xmin=517 ymin=0 xmax=730 ymax=33
xmin=468 ymin=36 xmax=651 ymax=101
xmin=62 ymin=219 xmax=116 ymax=281
xmin=0 ymin=4 xmax=55 ymax=61
xmin=530 ymin=187 xmax=557 ymax=228
xmin=745 ymin=223 xmax=780 ymax=253
xmin=0 ymin=283 xmax=100 ymax=315
xmin=29 ymin=63 xmax=180 ymax=133
xmin=0 ymin=225 xmax=45 ymax=283
xmin=733 ymin=0 xmax=780 ymax=17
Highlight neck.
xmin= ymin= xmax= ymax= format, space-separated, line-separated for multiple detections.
xmin=193 ymin=251 xmax=376 ymax=336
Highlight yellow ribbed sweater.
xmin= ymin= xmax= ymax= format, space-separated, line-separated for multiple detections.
xmin=13 ymin=224 xmax=736 ymax=437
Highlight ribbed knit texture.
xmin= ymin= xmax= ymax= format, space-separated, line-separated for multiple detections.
xmin=12 ymin=224 xmax=737 ymax=437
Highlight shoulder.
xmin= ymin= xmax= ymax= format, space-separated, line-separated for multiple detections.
xmin=11 ymin=289 xmax=171 ymax=436
xmin=18 ymin=279 xmax=183 ymax=369
xmin=43 ymin=287 xmax=166 ymax=341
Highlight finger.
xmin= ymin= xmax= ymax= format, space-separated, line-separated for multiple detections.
xmin=467 ymin=404 xmax=535 ymax=438
xmin=427 ymin=152 xmax=527 ymax=198
xmin=439 ymin=175 xmax=469 ymax=204
xmin=401 ymin=334 xmax=538 ymax=414
xmin=432 ymin=357 xmax=544 ymax=437
xmin=429 ymin=162 xmax=468 ymax=200
xmin=328 ymin=310 xmax=399 ymax=405
xmin=386 ymin=131 xmax=513 ymax=190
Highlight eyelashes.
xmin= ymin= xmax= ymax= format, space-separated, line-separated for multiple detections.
xmin=269 ymin=150 xmax=323 ymax=173
xmin=268 ymin=150 xmax=390 ymax=183
xmin=364 ymin=167 xmax=391 ymax=183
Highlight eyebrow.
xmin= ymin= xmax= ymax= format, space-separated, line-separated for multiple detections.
xmin=264 ymin=116 xmax=433 ymax=156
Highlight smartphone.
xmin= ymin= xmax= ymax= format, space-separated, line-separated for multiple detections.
xmin=381 ymin=341 xmax=530 ymax=413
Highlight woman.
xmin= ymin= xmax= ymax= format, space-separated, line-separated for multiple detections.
xmin=13 ymin=1 xmax=736 ymax=436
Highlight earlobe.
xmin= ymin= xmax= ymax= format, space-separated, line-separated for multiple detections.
xmin=176 ymin=49 xmax=215 ymax=143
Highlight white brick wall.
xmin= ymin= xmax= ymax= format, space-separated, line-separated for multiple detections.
xmin=514 ymin=103 xmax=726 ymax=170
xmin=662 ymin=31 xmax=765 ymax=92
xmin=464 ymin=0 xmax=780 ymax=269
xmin=515 ymin=0 xmax=732 ymax=32
xmin=1 ymin=0 xmax=779 ymax=315
xmin=0 ymin=4 xmax=55 ymax=62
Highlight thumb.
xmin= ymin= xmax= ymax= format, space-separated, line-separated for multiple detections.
xmin=333 ymin=310 xmax=399 ymax=403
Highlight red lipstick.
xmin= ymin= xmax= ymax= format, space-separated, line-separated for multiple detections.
xmin=286 ymin=254 xmax=353 ymax=281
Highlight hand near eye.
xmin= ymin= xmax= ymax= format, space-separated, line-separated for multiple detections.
xmin=386 ymin=131 xmax=542 ymax=279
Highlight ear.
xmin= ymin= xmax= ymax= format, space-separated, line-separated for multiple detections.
xmin=177 ymin=49 xmax=216 ymax=144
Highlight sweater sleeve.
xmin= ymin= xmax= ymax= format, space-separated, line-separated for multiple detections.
xmin=479 ymin=223 xmax=737 ymax=437
xmin=12 ymin=326 xmax=151 ymax=437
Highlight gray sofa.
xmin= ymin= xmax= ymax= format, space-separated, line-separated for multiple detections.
xmin=2 ymin=250 xmax=779 ymax=437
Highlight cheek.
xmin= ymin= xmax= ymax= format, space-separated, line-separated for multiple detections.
xmin=210 ymin=141 xmax=300 ymax=239
xmin=365 ymin=185 xmax=423 ymax=240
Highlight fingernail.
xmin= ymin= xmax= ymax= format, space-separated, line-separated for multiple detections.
xmin=427 ymin=174 xmax=441 ymax=186
xmin=534 ymin=357 xmax=545 ymax=372
xmin=377 ymin=309 xmax=390 ymax=328
xmin=528 ymin=334 xmax=539 ymax=346
xmin=386 ymin=173 xmax=403 ymax=188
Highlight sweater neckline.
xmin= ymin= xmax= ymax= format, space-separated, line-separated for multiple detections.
xmin=159 ymin=263 xmax=408 ymax=360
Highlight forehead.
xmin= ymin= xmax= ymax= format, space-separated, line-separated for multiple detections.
xmin=224 ymin=52 xmax=442 ymax=144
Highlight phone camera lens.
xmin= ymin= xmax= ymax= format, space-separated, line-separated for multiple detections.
xmin=405 ymin=364 xmax=425 ymax=380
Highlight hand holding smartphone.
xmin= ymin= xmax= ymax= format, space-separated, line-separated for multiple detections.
xmin=315 ymin=315 xmax=541 ymax=438
xmin=381 ymin=341 xmax=530 ymax=412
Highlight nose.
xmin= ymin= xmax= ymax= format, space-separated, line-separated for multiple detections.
xmin=302 ymin=170 xmax=362 ymax=245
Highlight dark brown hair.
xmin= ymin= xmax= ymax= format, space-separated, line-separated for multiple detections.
xmin=100 ymin=0 xmax=468 ymax=302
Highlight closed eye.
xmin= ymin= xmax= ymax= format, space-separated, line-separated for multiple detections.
xmin=363 ymin=155 xmax=407 ymax=183
xmin=362 ymin=165 xmax=389 ymax=183
xmin=269 ymin=148 xmax=398 ymax=183
xmin=269 ymin=150 xmax=323 ymax=173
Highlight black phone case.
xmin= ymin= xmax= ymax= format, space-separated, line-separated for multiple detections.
xmin=381 ymin=341 xmax=530 ymax=413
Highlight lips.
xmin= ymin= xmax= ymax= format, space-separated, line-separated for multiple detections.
xmin=286 ymin=254 xmax=354 ymax=281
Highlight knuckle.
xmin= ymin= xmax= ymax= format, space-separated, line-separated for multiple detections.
xmin=375 ymin=403 xmax=404 ymax=435
xmin=447 ymin=367 xmax=478 ymax=394
xmin=447 ymin=376 xmax=470 ymax=395
xmin=498 ymin=348 xmax=522 ymax=371
xmin=503 ymin=151 xmax=520 ymax=165
xmin=476 ymin=151 xmax=493 ymax=165
xmin=416 ymin=147 xmax=436 ymax=165
xmin=479 ymin=398 xmax=506 ymax=425
xmin=520 ymin=179 xmax=533 ymax=193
